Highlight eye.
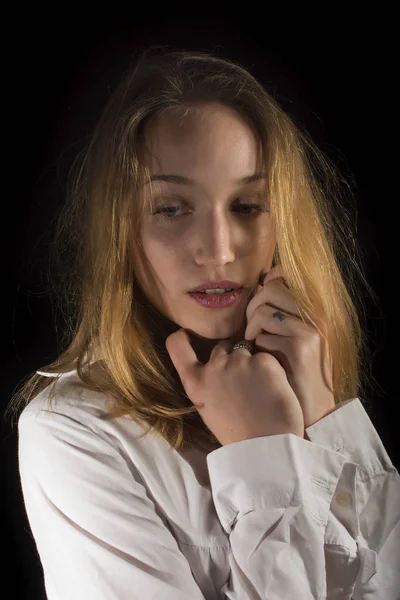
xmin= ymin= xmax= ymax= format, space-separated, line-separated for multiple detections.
xmin=234 ymin=203 xmax=264 ymax=215
xmin=152 ymin=199 xmax=267 ymax=221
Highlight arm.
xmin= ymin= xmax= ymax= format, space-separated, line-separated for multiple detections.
xmin=207 ymin=433 xmax=353 ymax=598
xmin=18 ymin=404 xmax=207 ymax=600
xmin=206 ymin=402 xmax=399 ymax=599
xmin=305 ymin=397 xmax=400 ymax=599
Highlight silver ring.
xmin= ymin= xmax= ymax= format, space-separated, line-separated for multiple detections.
xmin=231 ymin=340 xmax=254 ymax=354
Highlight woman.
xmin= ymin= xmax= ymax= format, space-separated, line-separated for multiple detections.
xmin=9 ymin=48 xmax=399 ymax=599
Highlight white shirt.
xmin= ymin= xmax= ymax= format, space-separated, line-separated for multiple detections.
xmin=18 ymin=364 xmax=400 ymax=599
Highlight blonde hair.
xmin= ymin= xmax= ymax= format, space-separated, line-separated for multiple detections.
xmin=6 ymin=47 xmax=382 ymax=451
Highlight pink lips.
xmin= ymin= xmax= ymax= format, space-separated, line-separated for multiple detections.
xmin=188 ymin=280 xmax=242 ymax=292
xmin=188 ymin=288 xmax=243 ymax=308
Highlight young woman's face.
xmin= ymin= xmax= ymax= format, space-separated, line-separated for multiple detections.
xmin=135 ymin=102 xmax=276 ymax=346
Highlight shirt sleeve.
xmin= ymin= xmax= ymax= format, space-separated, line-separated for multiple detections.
xmin=207 ymin=433 xmax=351 ymax=598
xmin=305 ymin=397 xmax=400 ymax=600
xmin=204 ymin=398 xmax=399 ymax=599
xmin=18 ymin=406 xmax=208 ymax=600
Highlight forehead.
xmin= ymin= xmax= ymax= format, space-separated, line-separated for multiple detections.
xmin=142 ymin=103 xmax=263 ymax=178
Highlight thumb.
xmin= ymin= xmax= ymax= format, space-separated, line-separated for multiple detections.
xmin=165 ymin=328 xmax=202 ymax=389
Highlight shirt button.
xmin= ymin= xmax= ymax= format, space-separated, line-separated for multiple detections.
xmin=335 ymin=490 xmax=352 ymax=507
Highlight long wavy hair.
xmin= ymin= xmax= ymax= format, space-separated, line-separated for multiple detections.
xmin=6 ymin=47 xmax=381 ymax=451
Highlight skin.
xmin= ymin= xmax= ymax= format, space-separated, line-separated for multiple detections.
xmin=133 ymin=102 xmax=276 ymax=363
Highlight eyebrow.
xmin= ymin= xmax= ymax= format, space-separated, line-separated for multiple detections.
xmin=145 ymin=172 xmax=266 ymax=186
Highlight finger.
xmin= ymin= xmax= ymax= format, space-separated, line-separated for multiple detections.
xmin=261 ymin=264 xmax=285 ymax=284
xmin=246 ymin=279 xmax=302 ymax=324
xmin=165 ymin=329 xmax=203 ymax=385
xmin=253 ymin=332 xmax=292 ymax=373
xmin=208 ymin=338 xmax=234 ymax=362
xmin=244 ymin=305 xmax=311 ymax=341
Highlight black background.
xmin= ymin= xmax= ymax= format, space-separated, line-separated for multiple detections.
xmin=3 ymin=15 xmax=397 ymax=598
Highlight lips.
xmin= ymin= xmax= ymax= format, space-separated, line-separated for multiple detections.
xmin=188 ymin=287 xmax=243 ymax=308
xmin=188 ymin=280 xmax=242 ymax=292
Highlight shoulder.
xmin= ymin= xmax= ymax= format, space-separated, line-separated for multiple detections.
xmin=20 ymin=370 xmax=107 ymax=423
xmin=17 ymin=369 xmax=149 ymax=493
xmin=17 ymin=369 xmax=133 ymax=455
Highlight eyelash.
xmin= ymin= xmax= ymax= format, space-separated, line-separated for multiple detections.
xmin=152 ymin=201 xmax=265 ymax=221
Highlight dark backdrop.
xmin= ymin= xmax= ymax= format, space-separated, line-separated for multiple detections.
xmin=3 ymin=15 xmax=397 ymax=599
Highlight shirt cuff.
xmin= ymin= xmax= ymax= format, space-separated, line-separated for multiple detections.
xmin=305 ymin=398 xmax=394 ymax=476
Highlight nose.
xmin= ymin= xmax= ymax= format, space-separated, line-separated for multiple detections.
xmin=193 ymin=209 xmax=238 ymax=266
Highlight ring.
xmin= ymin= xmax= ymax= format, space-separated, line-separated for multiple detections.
xmin=231 ymin=340 xmax=254 ymax=354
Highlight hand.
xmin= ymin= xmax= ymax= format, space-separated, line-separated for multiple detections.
xmin=165 ymin=328 xmax=305 ymax=446
xmin=244 ymin=264 xmax=336 ymax=431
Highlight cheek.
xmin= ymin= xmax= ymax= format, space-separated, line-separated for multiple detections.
xmin=251 ymin=224 xmax=274 ymax=257
xmin=141 ymin=230 xmax=182 ymax=281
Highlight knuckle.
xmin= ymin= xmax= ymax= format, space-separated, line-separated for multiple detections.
xmin=293 ymin=331 xmax=319 ymax=362
xmin=254 ymin=351 xmax=278 ymax=369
